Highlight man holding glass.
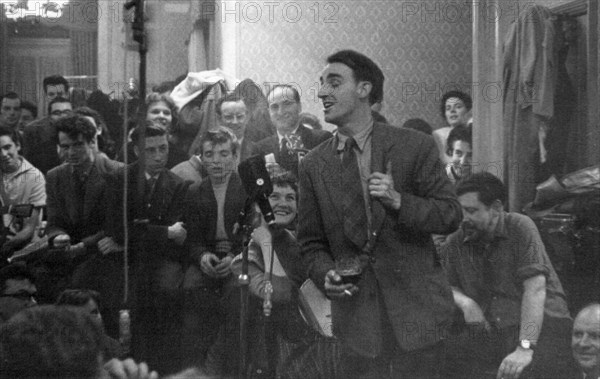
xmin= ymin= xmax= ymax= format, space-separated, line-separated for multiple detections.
xmin=297 ymin=50 xmax=461 ymax=378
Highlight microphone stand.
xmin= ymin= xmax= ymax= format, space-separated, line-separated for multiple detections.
xmin=122 ymin=0 xmax=147 ymax=358
xmin=237 ymin=198 xmax=254 ymax=379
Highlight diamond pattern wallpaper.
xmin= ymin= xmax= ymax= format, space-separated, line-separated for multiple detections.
xmin=236 ymin=0 xmax=472 ymax=130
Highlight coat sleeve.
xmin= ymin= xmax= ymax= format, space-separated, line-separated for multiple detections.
xmin=45 ymin=170 xmax=68 ymax=239
xmin=395 ymin=136 xmax=462 ymax=235
xmin=296 ymin=158 xmax=335 ymax=292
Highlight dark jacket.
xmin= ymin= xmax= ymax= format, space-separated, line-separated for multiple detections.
xmin=297 ymin=122 xmax=461 ymax=356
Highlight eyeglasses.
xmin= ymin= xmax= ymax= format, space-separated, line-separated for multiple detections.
xmin=50 ymin=109 xmax=73 ymax=117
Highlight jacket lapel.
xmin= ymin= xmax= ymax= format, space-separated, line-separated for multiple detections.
xmin=82 ymin=164 xmax=99 ymax=221
xmin=318 ymin=139 xmax=345 ymax=234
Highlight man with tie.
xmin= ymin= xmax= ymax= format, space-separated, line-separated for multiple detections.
xmin=254 ymin=85 xmax=332 ymax=176
xmin=45 ymin=114 xmax=123 ymax=321
xmin=297 ymin=50 xmax=461 ymax=378
xmin=105 ymin=121 xmax=189 ymax=374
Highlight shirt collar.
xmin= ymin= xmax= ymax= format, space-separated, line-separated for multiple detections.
xmin=71 ymin=156 xmax=94 ymax=180
xmin=145 ymin=171 xmax=161 ymax=181
xmin=335 ymin=120 xmax=374 ymax=153
xmin=277 ymin=124 xmax=301 ymax=145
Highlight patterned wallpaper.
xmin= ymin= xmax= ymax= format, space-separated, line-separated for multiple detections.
xmin=236 ymin=0 xmax=472 ymax=130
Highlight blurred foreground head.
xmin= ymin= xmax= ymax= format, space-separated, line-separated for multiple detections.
xmin=0 ymin=305 xmax=104 ymax=379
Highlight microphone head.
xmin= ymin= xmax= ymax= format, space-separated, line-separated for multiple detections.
xmin=238 ymin=155 xmax=276 ymax=225
xmin=238 ymin=155 xmax=273 ymax=198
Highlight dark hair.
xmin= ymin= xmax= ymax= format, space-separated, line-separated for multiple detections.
xmin=0 ymin=92 xmax=20 ymax=105
xmin=402 ymin=118 xmax=432 ymax=135
xmin=299 ymin=112 xmax=323 ymax=130
xmin=440 ymin=90 xmax=472 ymax=120
xmin=267 ymin=85 xmax=301 ymax=103
xmin=0 ymin=305 xmax=103 ymax=379
xmin=144 ymin=92 xmax=178 ymax=129
xmin=43 ymin=75 xmax=70 ymax=94
xmin=130 ymin=120 xmax=167 ymax=145
xmin=456 ymin=172 xmax=507 ymax=207
xmin=0 ymin=263 xmax=34 ymax=294
xmin=74 ymin=106 xmax=104 ymax=129
xmin=20 ymin=101 xmax=37 ymax=119
xmin=216 ymin=93 xmax=246 ymax=118
xmin=54 ymin=114 xmax=96 ymax=144
xmin=446 ymin=124 xmax=472 ymax=156
xmin=326 ymin=50 xmax=384 ymax=105
xmin=270 ymin=168 xmax=298 ymax=197
xmin=56 ymin=289 xmax=101 ymax=308
xmin=199 ymin=127 xmax=238 ymax=156
xmin=47 ymin=97 xmax=71 ymax=115
xmin=0 ymin=125 xmax=21 ymax=147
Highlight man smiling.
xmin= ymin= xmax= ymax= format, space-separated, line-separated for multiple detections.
xmin=298 ymin=50 xmax=460 ymax=378
xmin=253 ymin=85 xmax=331 ymax=176
xmin=442 ymin=172 xmax=573 ymax=379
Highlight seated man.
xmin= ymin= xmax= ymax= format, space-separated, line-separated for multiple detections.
xmin=105 ymin=121 xmax=189 ymax=374
xmin=571 ymin=303 xmax=600 ymax=379
xmin=254 ymin=85 xmax=332 ymax=176
xmin=0 ymin=263 xmax=37 ymax=324
xmin=183 ymin=128 xmax=246 ymax=366
xmin=445 ymin=124 xmax=472 ymax=183
xmin=22 ymin=97 xmax=73 ymax=175
xmin=44 ymin=114 xmax=123 ymax=318
xmin=442 ymin=172 xmax=573 ymax=379
xmin=0 ymin=126 xmax=45 ymax=260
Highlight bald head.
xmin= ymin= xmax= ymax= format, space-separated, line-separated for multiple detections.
xmin=572 ymin=303 xmax=600 ymax=376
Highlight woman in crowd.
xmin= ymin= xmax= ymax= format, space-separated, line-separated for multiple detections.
xmin=118 ymin=93 xmax=188 ymax=168
xmin=445 ymin=124 xmax=473 ymax=183
xmin=432 ymin=90 xmax=472 ymax=165
xmin=207 ymin=169 xmax=339 ymax=378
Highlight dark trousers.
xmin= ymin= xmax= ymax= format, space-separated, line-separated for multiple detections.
xmin=337 ymin=341 xmax=446 ymax=379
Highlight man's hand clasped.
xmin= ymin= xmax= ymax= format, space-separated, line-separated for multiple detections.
xmin=200 ymin=253 xmax=232 ymax=279
xmin=167 ymin=221 xmax=187 ymax=245
xmin=368 ymin=161 xmax=401 ymax=210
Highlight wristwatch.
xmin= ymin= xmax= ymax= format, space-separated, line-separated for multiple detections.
xmin=519 ymin=339 xmax=536 ymax=350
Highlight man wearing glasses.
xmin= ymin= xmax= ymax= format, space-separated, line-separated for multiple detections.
xmin=22 ymin=97 xmax=73 ymax=175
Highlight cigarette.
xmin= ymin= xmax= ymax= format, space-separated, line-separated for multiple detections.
xmin=344 ymin=290 xmax=352 ymax=296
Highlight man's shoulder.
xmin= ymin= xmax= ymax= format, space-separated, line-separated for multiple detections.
xmin=23 ymin=117 xmax=51 ymax=134
xmin=95 ymin=154 xmax=125 ymax=174
xmin=46 ymin=163 xmax=69 ymax=178
xmin=253 ymin=135 xmax=277 ymax=154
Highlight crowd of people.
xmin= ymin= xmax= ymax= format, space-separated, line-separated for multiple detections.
xmin=0 ymin=50 xmax=598 ymax=379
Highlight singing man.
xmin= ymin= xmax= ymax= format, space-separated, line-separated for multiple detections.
xmin=297 ymin=50 xmax=461 ymax=378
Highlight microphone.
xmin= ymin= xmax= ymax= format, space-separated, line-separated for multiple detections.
xmin=238 ymin=155 xmax=275 ymax=226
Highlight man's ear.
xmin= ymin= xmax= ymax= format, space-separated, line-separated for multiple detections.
xmin=133 ymin=145 xmax=140 ymax=158
xmin=491 ymin=199 xmax=504 ymax=212
xmin=357 ymin=81 xmax=373 ymax=101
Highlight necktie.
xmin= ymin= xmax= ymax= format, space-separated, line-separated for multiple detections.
xmin=73 ymin=170 xmax=87 ymax=220
xmin=145 ymin=176 xmax=157 ymax=203
xmin=341 ymin=137 xmax=368 ymax=246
